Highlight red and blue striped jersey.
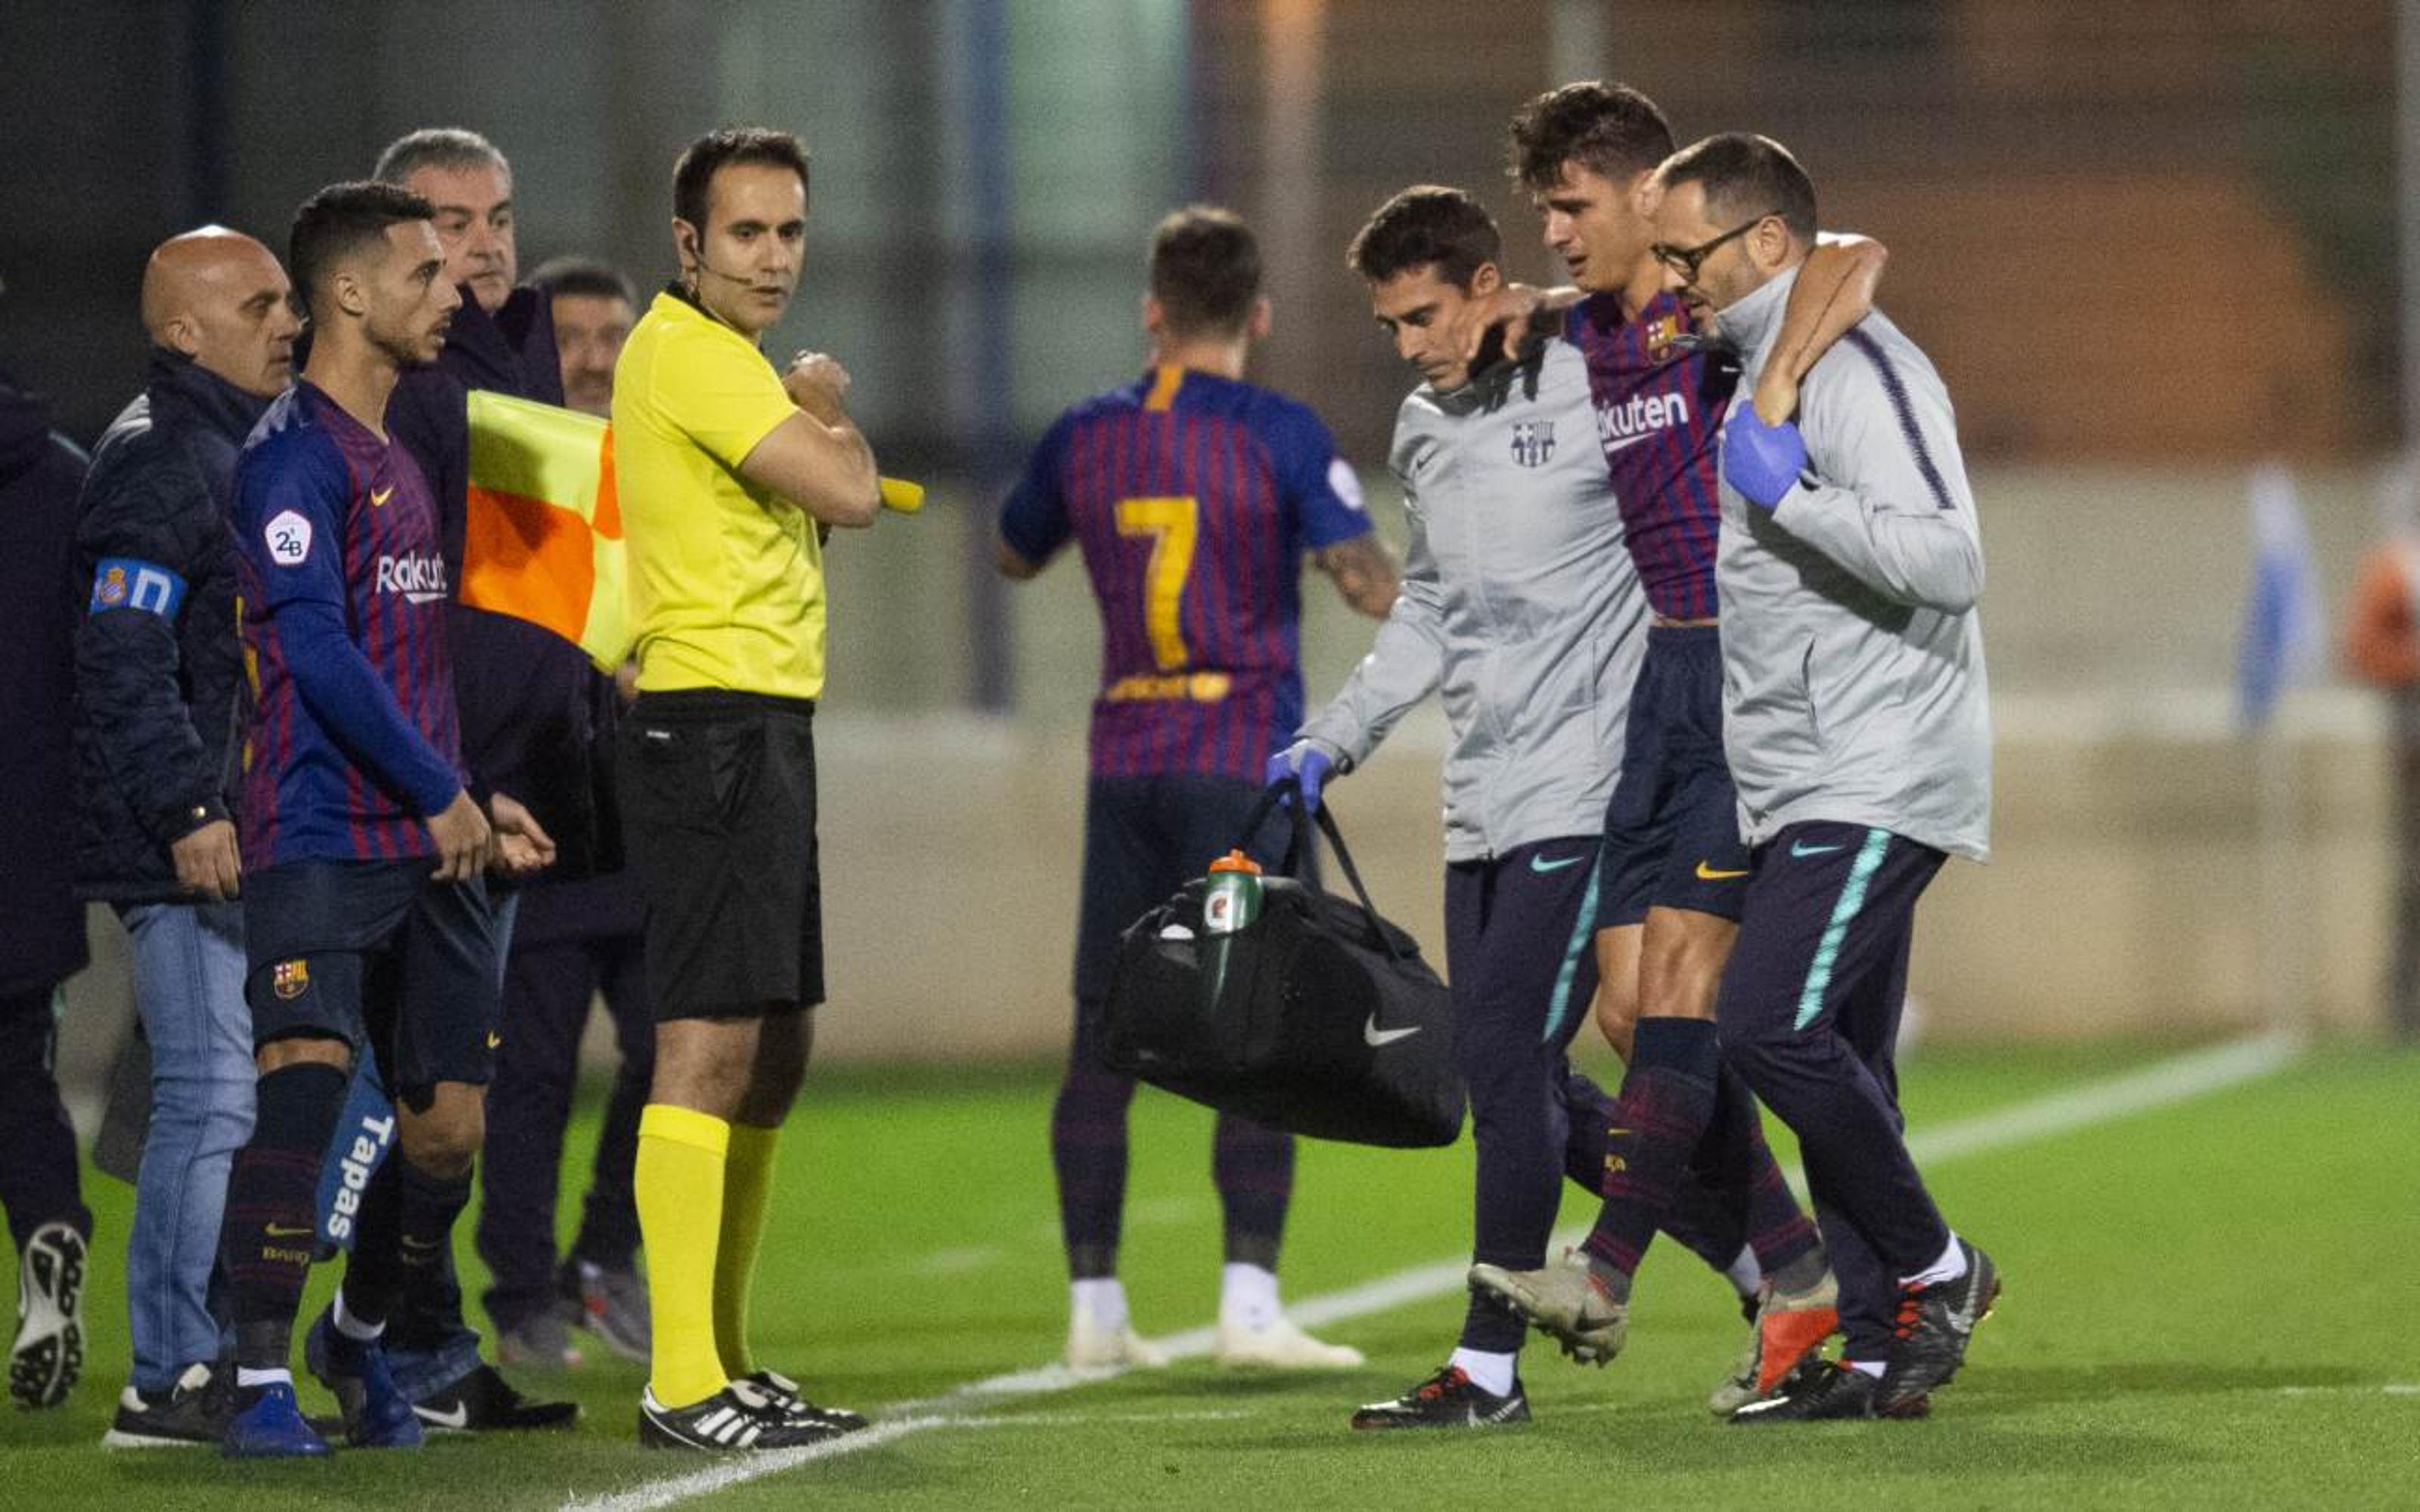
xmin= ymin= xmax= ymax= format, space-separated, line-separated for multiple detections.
xmin=234 ymin=383 xmax=464 ymax=866
xmin=1565 ymin=291 xmax=1740 ymax=621
xmin=1001 ymin=365 xmax=1373 ymax=780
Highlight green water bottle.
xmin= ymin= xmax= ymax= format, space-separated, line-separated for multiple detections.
xmin=1202 ymin=850 xmax=1264 ymax=936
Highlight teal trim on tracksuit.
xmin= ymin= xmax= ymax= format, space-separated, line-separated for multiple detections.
xmin=1543 ymin=850 xmax=1604 ymax=1045
xmin=1793 ymin=828 xmax=1894 ymax=1031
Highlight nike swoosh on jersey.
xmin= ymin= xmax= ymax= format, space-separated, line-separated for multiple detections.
xmin=1599 ymin=431 xmax=1657 ymax=454
xmin=1530 ymin=854 xmax=1586 ymax=873
xmin=1694 ymin=860 xmax=1749 ymax=880
xmin=1364 ymin=1015 xmax=1421 ymax=1048
xmin=369 ymin=485 xmax=394 ymax=507
xmin=1789 ymin=841 xmax=1845 ymax=858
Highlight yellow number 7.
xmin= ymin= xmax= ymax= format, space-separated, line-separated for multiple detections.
xmin=1115 ymin=495 xmax=1198 ymax=671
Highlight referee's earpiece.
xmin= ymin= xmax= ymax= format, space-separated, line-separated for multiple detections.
xmin=678 ymin=224 xmax=750 ymax=287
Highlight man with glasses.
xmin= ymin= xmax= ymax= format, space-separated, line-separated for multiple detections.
xmin=1456 ymin=82 xmax=1885 ymax=1414
xmin=1652 ymin=132 xmax=1996 ymax=1423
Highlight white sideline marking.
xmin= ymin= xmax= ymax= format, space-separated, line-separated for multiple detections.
xmin=562 ymin=1031 xmax=2303 ymax=1511
xmin=907 ymin=1246 xmax=1004 ymax=1277
xmin=1896 ymin=1030 xmax=2304 ymax=1168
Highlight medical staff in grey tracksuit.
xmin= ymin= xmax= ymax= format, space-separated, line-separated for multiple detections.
xmin=1677 ymin=132 xmax=1999 ymax=1421
xmin=1286 ymin=330 xmax=1665 ymax=1418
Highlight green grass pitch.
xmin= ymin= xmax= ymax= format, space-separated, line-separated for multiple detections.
xmin=7 ymin=1040 xmax=2415 ymax=1507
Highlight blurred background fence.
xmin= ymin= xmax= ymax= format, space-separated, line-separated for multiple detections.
xmin=5 ymin=0 xmax=2407 ymax=1077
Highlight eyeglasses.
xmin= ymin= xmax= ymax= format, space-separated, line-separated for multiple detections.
xmin=1649 ymin=212 xmax=1777 ymax=284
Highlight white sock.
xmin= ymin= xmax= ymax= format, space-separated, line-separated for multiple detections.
xmin=1071 ymin=1277 xmax=1130 ymax=1333
xmin=1446 ymin=1346 xmax=1517 ymax=1396
xmin=1844 ymin=1359 xmax=1886 ymax=1379
xmin=1725 ymin=1244 xmax=1764 ymax=1300
xmin=1219 ymin=1263 xmax=1281 ymax=1331
xmin=331 ymin=1290 xmax=385 ymax=1343
xmin=1900 ymin=1232 xmax=1969 ymax=1288
xmin=235 ymin=1366 xmax=293 ymax=1389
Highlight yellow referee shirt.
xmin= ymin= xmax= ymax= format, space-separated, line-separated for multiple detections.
xmin=613 ymin=289 xmax=826 ymax=699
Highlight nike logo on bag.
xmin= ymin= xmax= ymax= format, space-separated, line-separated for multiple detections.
xmin=1790 ymin=841 xmax=1844 ymax=858
xmin=1694 ymin=860 xmax=1749 ymax=880
xmin=1530 ymin=854 xmax=1585 ymax=873
xmin=1364 ymin=1015 xmax=1422 ymax=1048
xmin=369 ymin=486 xmax=394 ymax=508
xmin=415 ymin=1403 xmax=470 ymax=1430
xmin=262 ymin=1223 xmax=315 ymax=1238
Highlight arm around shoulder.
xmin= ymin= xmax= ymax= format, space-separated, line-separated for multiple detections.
xmin=1758 ymin=236 xmax=1889 ymax=423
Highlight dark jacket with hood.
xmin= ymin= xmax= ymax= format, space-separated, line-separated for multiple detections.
xmin=70 ymin=349 xmax=267 ymax=902
xmin=0 ymin=367 xmax=92 ymax=993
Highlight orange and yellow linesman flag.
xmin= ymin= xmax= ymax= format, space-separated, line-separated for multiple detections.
xmin=460 ymin=390 xmax=633 ymax=673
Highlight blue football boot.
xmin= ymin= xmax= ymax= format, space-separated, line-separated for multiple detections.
xmin=222 ymin=1380 xmax=334 ymax=1458
xmin=305 ymin=1309 xmax=424 ymax=1448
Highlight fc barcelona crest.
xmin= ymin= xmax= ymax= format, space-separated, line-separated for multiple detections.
xmin=1509 ymin=420 xmax=1556 ymax=469
xmin=272 ymin=959 xmax=310 ymax=1000
xmin=1645 ymin=314 xmax=1682 ymax=362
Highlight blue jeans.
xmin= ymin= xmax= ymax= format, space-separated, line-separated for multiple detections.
xmin=119 ymin=901 xmax=255 ymax=1393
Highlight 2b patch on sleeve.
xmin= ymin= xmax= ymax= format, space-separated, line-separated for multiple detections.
xmin=265 ymin=510 xmax=312 ymax=565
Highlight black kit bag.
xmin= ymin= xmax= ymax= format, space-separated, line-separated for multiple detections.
xmin=1099 ymin=783 xmax=1463 ymax=1148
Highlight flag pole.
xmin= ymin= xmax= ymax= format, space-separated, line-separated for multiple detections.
xmin=2242 ymin=462 xmax=2322 ymax=1046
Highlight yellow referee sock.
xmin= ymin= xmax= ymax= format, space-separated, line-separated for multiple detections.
xmin=636 ymin=1103 xmax=731 ymax=1408
xmin=715 ymin=1122 xmax=780 ymax=1379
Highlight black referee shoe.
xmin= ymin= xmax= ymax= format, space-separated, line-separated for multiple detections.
xmin=638 ymin=1380 xmax=854 ymax=1452
xmin=1349 ymin=1365 xmax=1529 ymax=1430
xmin=737 ymin=1368 xmax=868 ymax=1433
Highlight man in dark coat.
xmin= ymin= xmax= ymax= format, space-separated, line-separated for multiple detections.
xmin=0 ymin=353 xmax=95 ymax=1411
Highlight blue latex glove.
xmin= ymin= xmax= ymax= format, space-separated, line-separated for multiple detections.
xmin=1264 ymin=741 xmax=1336 ymax=813
xmin=1723 ymin=404 xmax=1809 ymax=510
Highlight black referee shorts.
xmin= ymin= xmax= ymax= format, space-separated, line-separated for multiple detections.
xmin=621 ymin=689 xmax=822 ymax=1020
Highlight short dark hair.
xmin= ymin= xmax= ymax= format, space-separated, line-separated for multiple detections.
xmin=672 ymin=127 xmax=811 ymax=234
xmin=374 ymin=127 xmax=508 ymax=186
xmin=1146 ymin=206 xmax=1260 ymax=336
xmin=1508 ymin=82 xmax=1675 ymax=193
xmin=1345 ymin=186 xmax=1501 ymax=289
xmin=531 ymin=255 xmax=636 ymax=306
xmin=288 ymin=181 xmax=435 ymax=315
xmin=1658 ymin=132 xmax=1818 ymax=243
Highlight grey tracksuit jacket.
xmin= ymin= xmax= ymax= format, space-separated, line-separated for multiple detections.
xmin=1714 ymin=265 xmax=1992 ymax=862
xmin=1300 ymin=339 xmax=1646 ymax=864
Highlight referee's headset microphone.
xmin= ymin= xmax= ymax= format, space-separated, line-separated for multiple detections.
xmin=677 ymin=228 xmax=768 ymax=333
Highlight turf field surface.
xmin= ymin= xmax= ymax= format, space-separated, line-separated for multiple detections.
xmin=8 ymin=1038 xmax=2415 ymax=1509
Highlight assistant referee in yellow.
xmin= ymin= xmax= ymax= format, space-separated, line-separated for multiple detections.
xmin=612 ymin=126 xmax=882 ymax=1453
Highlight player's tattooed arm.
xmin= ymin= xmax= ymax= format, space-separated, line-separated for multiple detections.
xmin=1315 ymin=534 xmax=1401 ymax=619
xmin=1451 ymin=283 xmax=1583 ymax=369
xmin=1756 ymin=233 xmax=1888 ymax=424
